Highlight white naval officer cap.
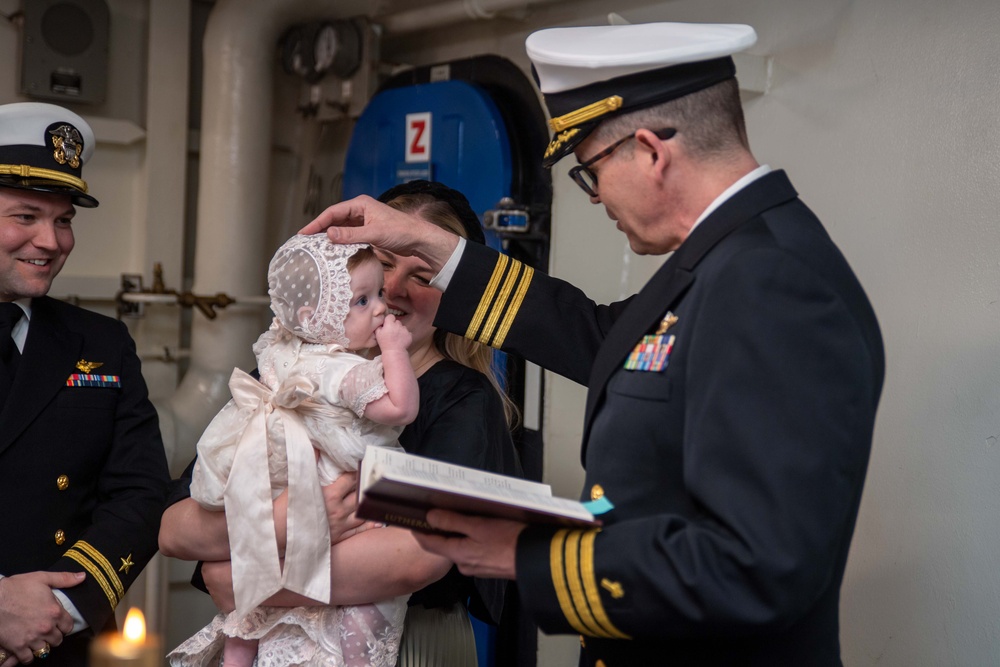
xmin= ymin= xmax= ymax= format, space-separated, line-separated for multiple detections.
xmin=0 ymin=102 xmax=98 ymax=207
xmin=526 ymin=22 xmax=757 ymax=167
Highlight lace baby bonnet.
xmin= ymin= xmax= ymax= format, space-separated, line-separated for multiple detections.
xmin=268 ymin=234 xmax=369 ymax=346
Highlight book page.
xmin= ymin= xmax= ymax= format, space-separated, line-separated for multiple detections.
xmin=361 ymin=444 xmax=553 ymax=497
xmin=359 ymin=445 xmax=597 ymax=526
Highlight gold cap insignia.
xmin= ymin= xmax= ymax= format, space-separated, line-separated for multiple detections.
xmin=76 ymin=359 xmax=103 ymax=373
xmin=544 ymin=128 xmax=581 ymax=159
xmin=49 ymin=125 xmax=84 ymax=169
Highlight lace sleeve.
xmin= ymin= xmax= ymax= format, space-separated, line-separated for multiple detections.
xmin=339 ymin=358 xmax=389 ymax=417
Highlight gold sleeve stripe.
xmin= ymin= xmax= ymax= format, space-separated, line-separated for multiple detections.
xmin=564 ymin=530 xmax=612 ymax=637
xmin=65 ymin=549 xmax=118 ymax=609
xmin=480 ymin=260 xmax=523 ymax=346
xmin=580 ymin=530 xmax=630 ymax=639
xmin=466 ymin=254 xmax=510 ymax=341
xmin=465 ymin=253 xmax=533 ymax=348
xmin=550 ymin=529 xmax=590 ymax=635
xmin=492 ymin=264 xmax=533 ymax=348
xmin=72 ymin=541 xmax=125 ymax=598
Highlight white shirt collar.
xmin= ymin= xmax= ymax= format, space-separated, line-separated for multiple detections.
xmin=689 ymin=164 xmax=772 ymax=234
xmin=8 ymin=298 xmax=31 ymax=352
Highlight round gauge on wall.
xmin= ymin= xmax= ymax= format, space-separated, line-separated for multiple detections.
xmin=280 ymin=20 xmax=362 ymax=83
xmin=313 ymin=23 xmax=339 ymax=77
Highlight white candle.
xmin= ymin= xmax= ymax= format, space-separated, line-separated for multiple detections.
xmin=89 ymin=608 xmax=162 ymax=667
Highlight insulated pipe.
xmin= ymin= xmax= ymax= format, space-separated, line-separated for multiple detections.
xmin=381 ymin=0 xmax=564 ymax=35
xmin=160 ymin=0 xmax=373 ymax=472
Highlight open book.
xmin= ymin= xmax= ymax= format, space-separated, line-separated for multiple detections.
xmin=356 ymin=445 xmax=600 ymax=534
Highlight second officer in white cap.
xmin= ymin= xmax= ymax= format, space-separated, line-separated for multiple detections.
xmin=304 ymin=21 xmax=884 ymax=666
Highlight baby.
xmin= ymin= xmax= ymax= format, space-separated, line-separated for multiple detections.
xmin=169 ymin=236 xmax=418 ymax=667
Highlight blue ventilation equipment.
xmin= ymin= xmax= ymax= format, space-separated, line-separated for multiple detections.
xmin=342 ymin=79 xmax=511 ymax=255
xmin=343 ymin=78 xmax=514 ymax=667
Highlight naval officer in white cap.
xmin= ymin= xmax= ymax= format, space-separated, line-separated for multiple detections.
xmin=303 ymin=21 xmax=883 ymax=666
xmin=0 ymin=103 xmax=168 ymax=666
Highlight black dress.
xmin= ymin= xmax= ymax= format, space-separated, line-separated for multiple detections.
xmin=399 ymin=358 xmax=521 ymax=625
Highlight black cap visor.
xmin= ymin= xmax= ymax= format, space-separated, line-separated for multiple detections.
xmin=542 ymin=57 xmax=736 ymax=167
xmin=0 ymin=176 xmax=98 ymax=208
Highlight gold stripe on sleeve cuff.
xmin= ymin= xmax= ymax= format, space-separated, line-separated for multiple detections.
xmin=580 ymin=529 xmax=630 ymax=639
xmin=465 ymin=254 xmax=532 ymax=348
xmin=550 ymin=529 xmax=591 ymax=635
xmin=480 ymin=260 xmax=523 ymax=345
xmin=549 ymin=528 xmax=630 ymax=639
xmin=65 ymin=549 xmax=118 ymax=610
xmin=564 ymin=530 xmax=611 ymax=637
xmin=493 ymin=264 xmax=532 ymax=348
xmin=71 ymin=540 xmax=125 ymax=598
xmin=467 ymin=254 xmax=510 ymax=341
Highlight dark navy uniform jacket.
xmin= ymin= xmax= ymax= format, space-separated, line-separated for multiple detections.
xmin=0 ymin=296 xmax=169 ymax=666
xmin=434 ymin=171 xmax=884 ymax=666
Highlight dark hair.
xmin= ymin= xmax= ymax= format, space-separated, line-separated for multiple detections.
xmin=376 ymin=180 xmax=485 ymax=244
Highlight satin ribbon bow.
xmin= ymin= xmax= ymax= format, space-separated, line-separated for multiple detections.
xmin=224 ymin=368 xmax=351 ymax=618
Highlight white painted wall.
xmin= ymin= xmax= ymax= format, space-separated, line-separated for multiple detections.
xmin=3 ymin=0 xmax=998 ymax=663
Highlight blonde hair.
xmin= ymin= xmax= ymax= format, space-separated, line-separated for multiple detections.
xmin=346 ymin=245 xmax=378 ymax=273
xmin=385 ymin=193 xmax=519 ymax=428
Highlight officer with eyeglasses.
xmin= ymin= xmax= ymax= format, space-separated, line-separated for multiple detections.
xmin=303 ymin=21 xmax=884 ymax=667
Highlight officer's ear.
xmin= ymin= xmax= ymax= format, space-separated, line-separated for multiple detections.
xmin=634 ymin=128 xmax=671 ymax=179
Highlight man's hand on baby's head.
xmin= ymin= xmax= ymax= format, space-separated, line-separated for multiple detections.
xmin=375 ymin=314 xmax=412 ymax=351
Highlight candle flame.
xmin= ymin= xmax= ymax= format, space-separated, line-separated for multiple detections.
xmin=123 ymin=607 xmax=146 ymax=644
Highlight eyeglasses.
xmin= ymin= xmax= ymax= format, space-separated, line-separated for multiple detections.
xmin=568 ymin=128 xmax=677 ymax=197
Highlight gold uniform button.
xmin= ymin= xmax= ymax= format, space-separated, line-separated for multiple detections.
xmin=590 ymin=484 xmax=604 ymax=501
xmin=579 ymin=636 xmax=586 ymax=648
xmin=596 ymin=661 xmax=606 ymax=667
xmin=57 ymin=475 xmax=69 ymax=491
xmin=54 ymin=530 xmax=66 ymax=545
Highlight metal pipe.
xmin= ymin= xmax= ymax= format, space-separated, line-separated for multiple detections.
xmin=380 ymin=0 xmax=564 ymax=35
xmin=160 ymin=0 xmax=374 ymax=474
xmin=120 ymin=292 xmax=270 ymax=306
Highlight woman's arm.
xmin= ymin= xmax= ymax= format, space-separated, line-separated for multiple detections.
xmin=158 ymin=497 xmax=231 ymax=561
xmin=160 ymin=463 xmax=445 ymax=605
xmin=202 ymin=527 xmax=451 ymax=611
xmin=160 ymin=472 xmax=364 ymax=560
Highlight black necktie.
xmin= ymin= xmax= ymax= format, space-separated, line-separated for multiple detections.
xmin=0 ymin=302 xmax=24 ymax=407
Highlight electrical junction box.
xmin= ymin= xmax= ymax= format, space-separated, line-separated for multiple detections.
xmin=20 ymin=0 xmax=110 ymax=104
